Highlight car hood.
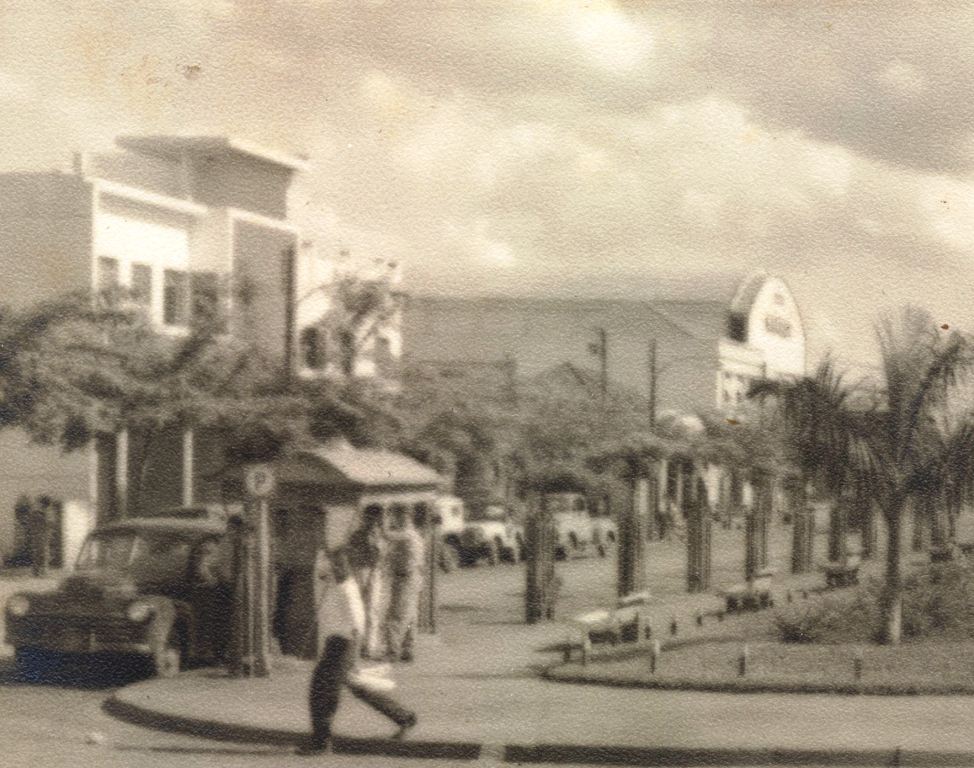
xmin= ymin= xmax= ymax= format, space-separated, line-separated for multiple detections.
xmin=59 ymin=570 xmax=140 ymax=601
xmin=9 ymin=571 xmax=140 ymax=618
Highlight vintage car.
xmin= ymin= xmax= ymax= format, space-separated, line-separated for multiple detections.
xmin=458 ymin=501 xmax=525 ymax=566
xmin=432 ymin=495 xmax=466 ymax=572
xmin=546 ymin=492 xmax=596 ymax=559
xmin=5 ymin=511 xmax=232 ymax=679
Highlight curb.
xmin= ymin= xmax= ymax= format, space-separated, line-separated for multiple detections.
xmin=104 ymin=690 xmax=974 ymax=766
xmin=542 ymin=664 xmax=974 ymax=697
xmin=103 ymin=694 xmax=483 ymax=761
xmin=506 ymin=744 xmax=974 ymax=767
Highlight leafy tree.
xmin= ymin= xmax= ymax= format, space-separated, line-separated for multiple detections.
xmin=313 ymin=259 xmax=400 ymax=379
xmin=750 ymin=307 xmax=974 ymax=644
xmin=0 ymin=292 xmax=328 ymax=513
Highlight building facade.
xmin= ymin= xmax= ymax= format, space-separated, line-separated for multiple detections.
xmin=402 ymin=272 xmax=806 ymax=419
xmin=0 ymin=136 xmax=308 ymax=564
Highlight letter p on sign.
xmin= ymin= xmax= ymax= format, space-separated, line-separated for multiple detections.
xmin=245 ymin=464 xmax=276 ymax=498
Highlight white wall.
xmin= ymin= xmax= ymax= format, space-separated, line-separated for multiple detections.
xmin=745 ymin=276 xmax=806 ymax=378
xmin=94 ymin=194 xmax=194 ymax=327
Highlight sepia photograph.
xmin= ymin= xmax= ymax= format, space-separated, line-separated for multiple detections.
xmin=3 ymin=3 xmax=974 ymax=767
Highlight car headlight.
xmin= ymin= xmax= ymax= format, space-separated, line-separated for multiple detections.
xmin=126 ymin=601 xmax=153 ymax=623
xmin=6 ymin=595 xmax=30 ymax=617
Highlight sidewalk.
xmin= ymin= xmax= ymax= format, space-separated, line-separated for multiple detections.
xmin=107 ymin=573 xmax=974 ymax=766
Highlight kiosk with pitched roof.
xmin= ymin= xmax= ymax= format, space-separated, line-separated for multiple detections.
xmin=231 ymin=441 xmax=443 ymax=664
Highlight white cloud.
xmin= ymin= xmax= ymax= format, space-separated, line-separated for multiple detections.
xmin=570 ymin=1 xmax=653 ymax=72
xmin=4 ymin=2 xmax=974 ymax=366
xmin=918 ymin=177 xmax=974 ymax=251
xmin=877 ymin=59 xmax=926 ymax=99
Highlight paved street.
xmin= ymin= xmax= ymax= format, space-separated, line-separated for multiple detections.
xmin=0 ymin=650 xmax=913 ymax=768
xmin=1 ymin=522 xmax=917 ymax=768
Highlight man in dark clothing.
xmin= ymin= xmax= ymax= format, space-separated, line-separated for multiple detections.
xmin=298 ymin=546 xmax=416 ymax=756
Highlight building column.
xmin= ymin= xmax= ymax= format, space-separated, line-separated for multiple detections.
xmin=115 ymin=429 xmax=130 ymax=518
xmin=656 ymin=458 xmax=669 ymax=540
xmin=182 ymin=428 xmax=194 ymax=507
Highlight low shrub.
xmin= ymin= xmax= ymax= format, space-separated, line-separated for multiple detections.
xmin=901 ymin=562 xmax=974 ymax=639
xmin=775 ymin=589 xmax=877 ymax=644
xmin=775 ymin=561 xmax=974 ymax=644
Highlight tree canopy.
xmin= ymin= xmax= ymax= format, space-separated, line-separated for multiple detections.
xmin=749 ymin=306 xmax=974 ymax=644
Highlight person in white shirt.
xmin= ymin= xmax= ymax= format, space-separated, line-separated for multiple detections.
xmin=298 ymin=546 xmax=417 ymax=756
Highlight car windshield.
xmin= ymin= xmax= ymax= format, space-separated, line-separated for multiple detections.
xmin=76 ymin=530 xmax=193 ymax=584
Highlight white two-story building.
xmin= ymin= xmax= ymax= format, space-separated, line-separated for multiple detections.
xmin=0 ymin=135 xmax=312 ymax=565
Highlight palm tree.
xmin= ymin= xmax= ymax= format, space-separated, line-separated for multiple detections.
xmin=750 ymin=307 xmax=974 ymax=644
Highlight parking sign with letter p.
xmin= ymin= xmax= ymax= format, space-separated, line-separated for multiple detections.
xmin=244 ymin=464 xmax=276 ymax=498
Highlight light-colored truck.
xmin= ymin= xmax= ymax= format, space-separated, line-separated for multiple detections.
xmin=458 ymin=501 xmax=525 ymax=566
xmin=546 ymin=492 xmax=616 ymax=559
xmin=433 ymin=495 xmax=466 ymax=572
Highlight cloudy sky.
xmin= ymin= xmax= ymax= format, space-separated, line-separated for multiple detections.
xmin=3 ymin=1 xmax=974 ymax=368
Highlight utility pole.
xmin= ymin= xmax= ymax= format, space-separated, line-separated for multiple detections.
xmin=589 ymin=328 xmax=608 ymax=408
xmin=648 ymin=340 xmax=658 ymax=428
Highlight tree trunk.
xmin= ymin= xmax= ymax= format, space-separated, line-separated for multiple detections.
xmin=828 ymin=501 xmax=846 ymax=562
xmin=859 ymin=496 xmax=877 ymax=560
xmin=879 ymin=507 xmax=903 ymax=645
xmin=617 ymin=474 xmax=647 ymax=598
xmin=910 ymin=501 xmax=925 ymax=552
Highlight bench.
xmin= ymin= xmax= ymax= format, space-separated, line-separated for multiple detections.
xmin=564 ymin=591 xmax=652 ymax=663
xmin=823 ymin=555 xmax=861 ymax=588
xmin=719 ymin=568 xmax=775 ymax=612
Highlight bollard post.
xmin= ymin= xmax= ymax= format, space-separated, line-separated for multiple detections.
xmin=695 ymin=612 xmax=703 ymax=627
xmin=670 ymin=617 xmax=678 ymax=636
xmin=650 ymin=638 xmax=661 ymax=674
xmin=853 ymin=647 xmax=863 ymax=681
xmin=738 ymin=643 xmax=749 ymax=677
xmin=581 ymin=635 xmax=591 ymax=667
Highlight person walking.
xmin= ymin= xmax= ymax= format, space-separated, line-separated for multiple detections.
xmin=347 ymin=507 xmax=388 ymax=660
xmin=299 ymin=546 xmax=416 ymax=756
xmin=383 ymin=506 xmax=425 ymax=663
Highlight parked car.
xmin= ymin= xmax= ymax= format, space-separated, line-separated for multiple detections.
xmin=5 ymin=509 xmax=232 ymax=680
xmin=458 ymin=502 xmax=525 ymax=566
xmin=589 ymin=514 xmax=618 ymax=557
xmin=546 ymin=492 xmax=596 ymax=559
xmin=433 ymin=495 xmax=466 ymax=572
